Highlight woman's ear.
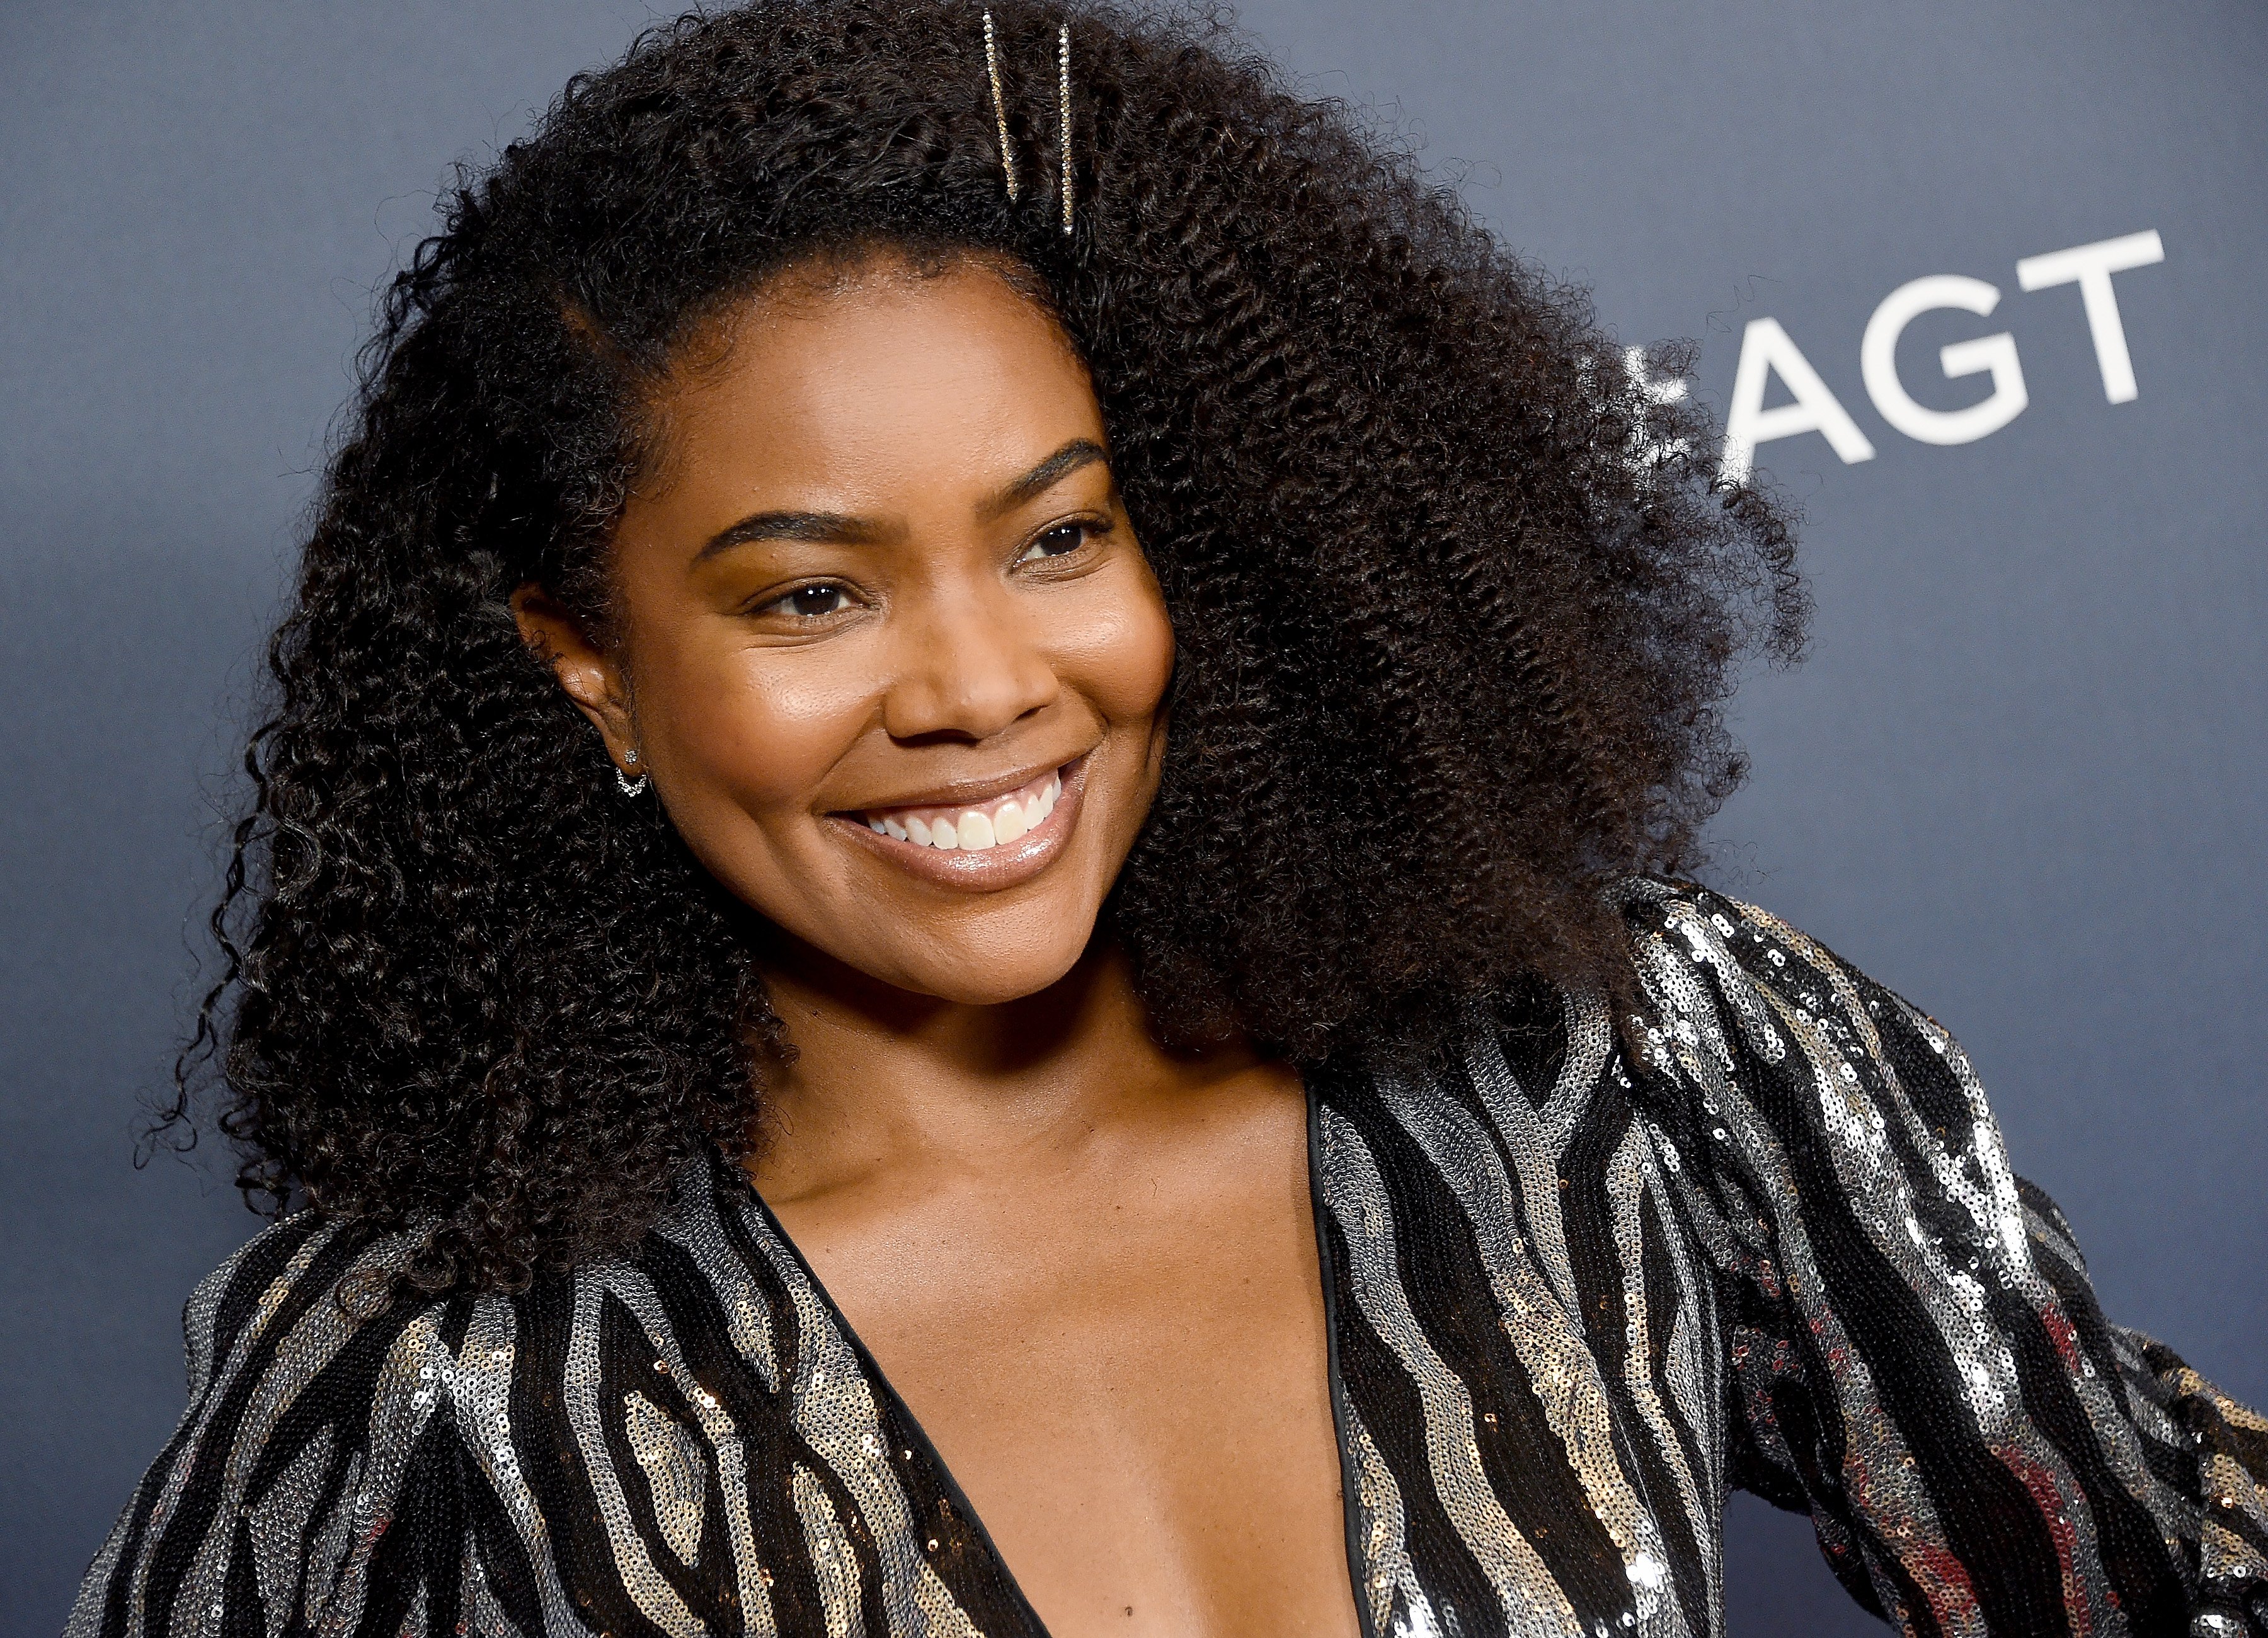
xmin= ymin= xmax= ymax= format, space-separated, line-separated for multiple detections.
xmin=511 ymin=584 xmax=639 ymax=772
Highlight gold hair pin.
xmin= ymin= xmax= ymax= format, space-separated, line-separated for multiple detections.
xmin=982 ymin=11 xmax=1019 ymax=202
xmin=1057 ymin=23 xmax=1073 ymax=236
xmin=982 ymin=12 xmax=1075 ymax=235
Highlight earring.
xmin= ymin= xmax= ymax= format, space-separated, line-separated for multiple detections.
xmin=616 ymin=747 xmax=650 ymax=797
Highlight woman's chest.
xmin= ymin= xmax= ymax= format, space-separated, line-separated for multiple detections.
xmin=602 ymin=1051 xmax=1732 ymax=1636
xmin=769 ymin=1089 xmax=1363 ymax=1636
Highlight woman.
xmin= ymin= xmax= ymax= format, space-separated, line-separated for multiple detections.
xmin=68 ymin=4 xmax=2265 ymax=1635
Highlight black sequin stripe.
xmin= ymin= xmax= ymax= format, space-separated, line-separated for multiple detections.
xmin=132 ymin=1223 xmax=394 ymax=1638
xmin=1315 ymin=1200 xmax=1505 ymax=1633
xmin=1720 ymin=976 xmax=2077 ymax=1634
xmin=1326 ymin=1079 xmax=1639 ymax=1632
xmin=86 ymin=1213 xmax=335 ymax=1638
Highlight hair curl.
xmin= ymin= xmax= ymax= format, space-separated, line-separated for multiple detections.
xmin=163 ymin=0 xmax=1802 ymax=1294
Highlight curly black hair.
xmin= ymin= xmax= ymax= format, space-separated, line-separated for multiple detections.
xmin=163 ymin=0 xmax=1802 ymax=1295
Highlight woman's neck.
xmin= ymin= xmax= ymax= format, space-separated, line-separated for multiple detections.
xmin=747 ymin=934 xmax=1255 ymax=1208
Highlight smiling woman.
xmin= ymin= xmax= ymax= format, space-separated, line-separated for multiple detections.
xmin=515 ymin=261 xmax=1175 ymax=996
xmin=69 ymin=4 xmax=2268 ymax=1638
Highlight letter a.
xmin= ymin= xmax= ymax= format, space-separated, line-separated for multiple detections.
xmin=1720 ymin=318 xmax=1876 ymax=484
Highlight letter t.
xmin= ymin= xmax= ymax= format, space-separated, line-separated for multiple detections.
xmin=2015 ymin=231 xmax=2165 ymax=404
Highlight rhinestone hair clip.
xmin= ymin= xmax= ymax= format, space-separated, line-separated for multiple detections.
xmin=982 ymin=11 xmax=1019 ymax=202
xmin=1056 ymin=23 xmax=1072 ymax=236
xmin=981 ymin=11 xmax=1075 ymax=235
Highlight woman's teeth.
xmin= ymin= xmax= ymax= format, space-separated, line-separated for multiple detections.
xmin=864 ymin=769 xmax=1063 ymax=852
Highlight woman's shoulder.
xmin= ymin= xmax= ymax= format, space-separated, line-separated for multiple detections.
xmin=1603 ymin=873 xmax=1986 ymax=1154
xmin=122 ymin=1154 xmax=774 ymax=1444
xmin=71 ymin=1152 xmax=1047 ymax=1637
xmin=1609 ymin=873 xmax=1947 ymax=1063
xmin=68 ymin=1210 xmax=448 ymax=1635
xmin=1610 ymin=872 xmax=1844 ymax=978
xmin=71 ymin=1159 xmax=762 ymax=1637
xmin=157 ymin=1209 xmax=433 ymax=1427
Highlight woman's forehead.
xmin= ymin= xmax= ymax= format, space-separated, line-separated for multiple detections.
xmin=638 ymin=260 xmax=1101 ymax=498
xmin=670 ymin=251 xmax=1080 ymax=400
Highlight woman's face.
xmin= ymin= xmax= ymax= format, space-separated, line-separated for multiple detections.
xmin=517 ymin=258 xmax=1176 ymax=1005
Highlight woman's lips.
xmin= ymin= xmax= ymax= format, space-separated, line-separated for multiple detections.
xmin=830 ymin=756 xmax=1087 ymax=892
xmin=861 ymin=765 xmax=1061 ymax=850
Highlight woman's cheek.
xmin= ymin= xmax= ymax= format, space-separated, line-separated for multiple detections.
xmin=1070 ymin=563 xmax=1176 ymax=726
xmin=661 ymin=642 xmax=873 ymax=840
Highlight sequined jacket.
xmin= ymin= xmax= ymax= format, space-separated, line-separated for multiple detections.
xmin=68 ymin=883 xmax=2268 ymax=1638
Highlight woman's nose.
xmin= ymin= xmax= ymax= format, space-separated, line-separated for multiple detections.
xmin=879 ymin=581 xmax=1060 ymax=742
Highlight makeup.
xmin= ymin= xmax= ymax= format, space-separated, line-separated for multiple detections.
xmin=832 ymin=754 xmax=1088 ymax=893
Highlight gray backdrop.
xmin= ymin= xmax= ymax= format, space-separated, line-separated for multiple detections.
xmin=3 ymin=3 xmax=2261 ymax=1632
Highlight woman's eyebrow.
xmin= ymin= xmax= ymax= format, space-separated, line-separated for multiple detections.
xmin=694 ymin=438 xmax=1108 ymax=561
xmin=980 ymin=438 xmax=1108 ymax=519
xmin=696 ymin=509 xmax=888 ymax=560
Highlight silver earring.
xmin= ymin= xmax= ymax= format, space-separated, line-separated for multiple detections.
xmin=616 ymin=750 xmax=649 ymax=797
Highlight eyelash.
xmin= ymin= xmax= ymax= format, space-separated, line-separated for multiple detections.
xmin=759 ymin=583 xmax=858 ymax=621
xmin=1017 ymin=517 xmax=1104 ymax=562
xmin=750 ymin=518 xmax=1108 ymax=621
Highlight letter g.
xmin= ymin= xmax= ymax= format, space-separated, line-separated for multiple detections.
xmin=1861 ymin=275 xmax=2028 ymax=446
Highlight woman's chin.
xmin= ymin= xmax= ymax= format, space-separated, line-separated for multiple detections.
xmin=879 ymin=945 xmax=1094 ymax=1008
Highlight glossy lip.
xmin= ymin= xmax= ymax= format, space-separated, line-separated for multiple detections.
xmin=844 ymin=752 xmax=1074 ymax=816
xmin=827 ymin=753 xmax=1089 ymax=894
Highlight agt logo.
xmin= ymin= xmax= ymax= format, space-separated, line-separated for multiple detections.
xmin=1663 ymin=231 xmax=2165 ymax=483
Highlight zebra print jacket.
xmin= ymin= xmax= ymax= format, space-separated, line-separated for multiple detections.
xmin=68 ymin=882 xmax=2268 ymax=1637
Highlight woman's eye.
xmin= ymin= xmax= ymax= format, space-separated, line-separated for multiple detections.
xmin=762 ymin=583 xmax=853 ymax=620
xmin=1019 ymin=522 xmax=1091 ymax=563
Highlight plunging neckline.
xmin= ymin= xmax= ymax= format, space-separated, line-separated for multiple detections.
xmin=724 ymin=1069 xmax=1373 ymax=1638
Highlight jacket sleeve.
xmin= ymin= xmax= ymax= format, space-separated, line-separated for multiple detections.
xmin=63 ymin=1214 xmax=536 ymax=1638
xmin=1622 ymin=882 xmax=2268 ymax=1637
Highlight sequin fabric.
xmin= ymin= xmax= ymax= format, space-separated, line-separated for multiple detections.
xmin=68 ymin=883 xmax=2268 ymax=1637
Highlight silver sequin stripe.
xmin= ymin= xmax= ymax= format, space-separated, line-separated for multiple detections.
xmin=1719 ymin=898 xmax=2218 ymax=1630
xmin=1369 ymin=1067 xmax=1691 ymax=1638
xmin=1603 ymin=1122 xmax=1719 ymax=1631
xmin=1627 ymin=904 xmax=1990 ymax=1637
xmin=1319 ymin=1102 xmax=1593 ymax=1638
xmin=1651 ymin=889 xmax=2268 ymax=1636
